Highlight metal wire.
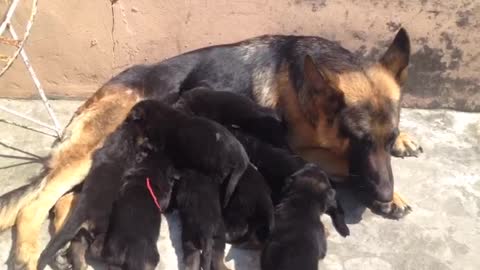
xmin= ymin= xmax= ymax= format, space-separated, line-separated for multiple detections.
xmin=0 ymin=0 xmax=62 ymax=138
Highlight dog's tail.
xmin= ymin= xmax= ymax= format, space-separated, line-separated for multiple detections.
xmin=37 ymin=198 xmax=88 ymax=270
xmin=0 ymin=170 xmax=48 ymax=231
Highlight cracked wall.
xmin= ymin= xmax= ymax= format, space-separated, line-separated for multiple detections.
xmin=0 ymin=0 xmax=478 ymax=111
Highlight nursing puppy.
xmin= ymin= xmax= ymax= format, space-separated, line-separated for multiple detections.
xmin=132 ymin=99 xmax=249 ymax=208
xmin=172 ymin=169 xmax=227 ymax=270
xmin=101 ymin=152 xmax=175 ymax=270
xmin=173 ymin=87 xmax=288 ymax=148
xmin=261 ymin=164 xmax=349 ymax=270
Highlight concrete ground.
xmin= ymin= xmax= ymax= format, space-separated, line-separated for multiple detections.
xmin=0 ymin=99 xmax=479 ymax=270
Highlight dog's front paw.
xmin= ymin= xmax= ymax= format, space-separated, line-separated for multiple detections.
xmin=391 ymin=132 xmax=423 ymax=158
xmin=371 ymin=192 xmax=412 ymax=219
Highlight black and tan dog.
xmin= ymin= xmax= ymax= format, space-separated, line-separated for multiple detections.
xmin=0 ymin=28 xmax=421 ymax=269
xmin=37 ymin=100 xmax=249 ymax=270
xmin=261 ymin=164 xmax=349 ymax=270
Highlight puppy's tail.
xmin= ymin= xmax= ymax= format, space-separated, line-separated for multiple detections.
xmin=223 ymin=147 xmax=249 ymax=208
xmin=256 ymin=195 xmax=275 ymax=243
xmin=0 ymin=170 xmax=48 ymax=231
xmin=37 ymin=199 xmax=88 ymax=270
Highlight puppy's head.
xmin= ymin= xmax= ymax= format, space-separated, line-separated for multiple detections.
xmin=288 ymin=163 xmax=349 ymax=237
xmin=287 ymin=163 xmax=334 ymax=209
xmin=127 ymin=99 xmax=180 ymax=148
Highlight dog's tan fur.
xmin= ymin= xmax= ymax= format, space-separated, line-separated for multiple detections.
xmin=51 ymin=191 xmax=78 ymax=234
xmin=253 ymin=60 xmax=411 ymax=210
xmin=1 ymin=85 xmax=143 ymax=269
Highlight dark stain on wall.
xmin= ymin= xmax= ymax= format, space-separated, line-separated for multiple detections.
xmin=355 ymin=42 xmax=479 ymax=112
xmin=404 ymin=45 xmax=479 ymax=112
xmin=456 ymin=10 xmax=473 ymax=27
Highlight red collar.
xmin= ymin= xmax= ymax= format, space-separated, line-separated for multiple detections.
xmin=146 ymin=177 xmax=163 ymax=212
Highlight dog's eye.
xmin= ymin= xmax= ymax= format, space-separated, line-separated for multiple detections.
xmin=362 ymin=134 xmax=374 ymax=147
xmin=385 ymin=129 xmax=399 ymax=150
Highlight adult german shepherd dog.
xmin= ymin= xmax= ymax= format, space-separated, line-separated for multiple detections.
xmin=0 ymin=28 xmax=421 ymax=269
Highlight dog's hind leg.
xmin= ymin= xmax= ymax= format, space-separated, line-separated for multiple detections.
xmin=50 ymin=191 xmax=82 ymax=270
xmin=15 ymin=158 xmax=93 ymax=270
xmin=13 ymin=85 xmax=142 ymax=270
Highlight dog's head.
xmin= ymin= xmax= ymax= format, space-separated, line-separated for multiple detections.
xmin=287 ymin=164 xmax=349 ymax=236
xmin=296 ymin=28 xmax=410 ymax=206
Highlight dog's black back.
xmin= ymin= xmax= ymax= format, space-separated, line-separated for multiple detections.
xmin=109 ymin=35 xmax=360 ymax=101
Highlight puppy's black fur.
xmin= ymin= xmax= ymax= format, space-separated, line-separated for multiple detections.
xmin=227 ymin=128 xmax=304 ymax=204
xmin=172 ymin=169 xmax=228 ymax=270
xmin=261 ymin=164 xmax=349 ymax=270
xmin=130 ymin=99 xmax=249 ymax=208
xmin=39 ymin=99 xmax=249 ymax=269
xmin=101 ymin=153 xmax=175 ymax=270
xmin=223 ymin=164 xmax=274 ymax=245
xmin=173 ymin=87 xmax=288 ymax=148
xmin=38 ymin=114 xmax=147 ymax=270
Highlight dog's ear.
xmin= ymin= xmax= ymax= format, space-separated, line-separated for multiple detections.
xmin=379 ymin=28 xmax=410 ymax=85
xmin=301 ymin=55 xmax=345 ymax=126
xmin=128 ymin=105 xmax=146 ymax=123
xmin=326 ymin=197 xmax=350 ymax=237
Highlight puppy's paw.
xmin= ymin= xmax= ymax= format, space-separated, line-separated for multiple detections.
xmin=391 ymin=132 xmax=423 ymax=158
xmin=371 ymin=192 xmax=412 ymax=219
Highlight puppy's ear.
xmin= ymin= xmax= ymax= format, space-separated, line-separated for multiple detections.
xmin=301 ymin=55 xmax=345 ymax=126
xmin=129 ymin=106 xmax=146 ymax=123
xmin=326 ymin=198 xmax=350 ymax=237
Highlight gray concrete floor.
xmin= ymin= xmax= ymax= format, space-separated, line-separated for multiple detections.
xmin=0 ymin=99 xmax=479 ymax=270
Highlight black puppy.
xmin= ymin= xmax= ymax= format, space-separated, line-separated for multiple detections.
xmin=37 ymin=113 xmax=149 ymax=270
xmin=223 ymin=164 xmax=274 ymax=246
xmin=38 ymin=100 xmax=248 ymax=269
xmin=132 ymin=99 xmax=249 ymax=208
xmin=173 ymin=86 xmax=289 ymax=148
xmin=101 ymin=152 xmax=176 ymax=270
xmin=227 ymin=128 xmax=304 ymax=204
xmin=261 ymin=164 xmax=349 ymax=270
xmin=172 ymin=169 xmax=228 ymax=270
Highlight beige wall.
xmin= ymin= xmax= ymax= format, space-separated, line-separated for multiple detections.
xmin=0 ymin=0 xmax=478 ymax=111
